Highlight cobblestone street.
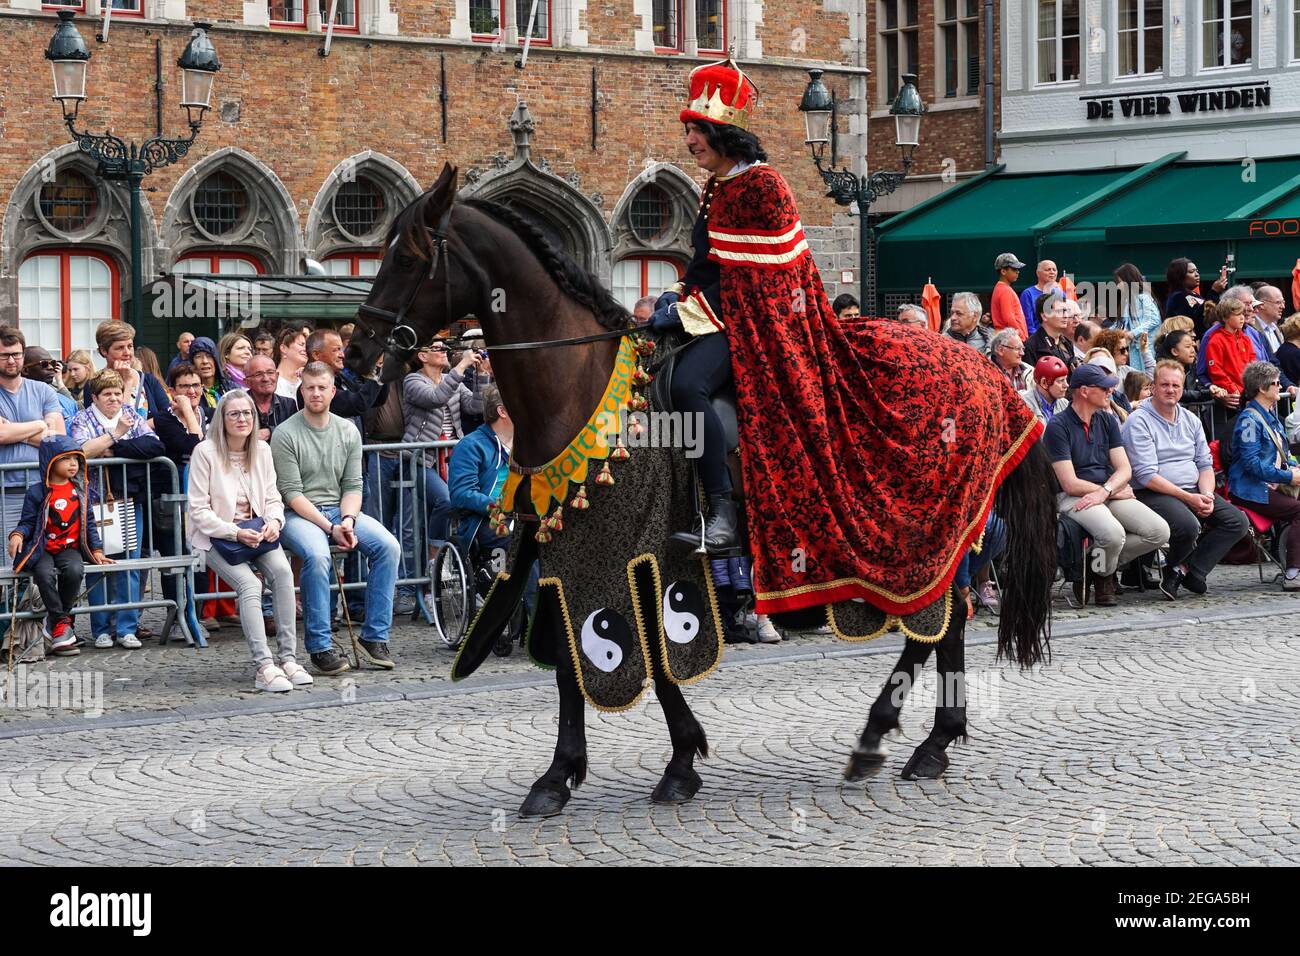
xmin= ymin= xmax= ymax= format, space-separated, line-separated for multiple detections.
xmin=0 ymin=567 xmax=1297 ymax=865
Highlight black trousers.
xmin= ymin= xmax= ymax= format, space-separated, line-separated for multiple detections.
xmin=669 ymin=331 xmax=732 ymax=496
xmin=1136 ymin=489 xmax=1248 ymax=577
xmin=30 ymin=549 xmax=84 ymax=629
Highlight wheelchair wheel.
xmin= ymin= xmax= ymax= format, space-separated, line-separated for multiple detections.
xmin=431 ymin=543 xmax=470 ymax=649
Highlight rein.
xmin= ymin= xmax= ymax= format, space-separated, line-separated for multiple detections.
xmin=356 ymin=206 xmax=639 ymax=358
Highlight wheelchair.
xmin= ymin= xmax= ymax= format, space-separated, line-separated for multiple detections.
xmin=426 ymin=512 xmax=525 ymax=655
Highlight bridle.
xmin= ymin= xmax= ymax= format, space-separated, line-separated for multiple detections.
xmin=354 ymin=204 xmax=638 ymax=358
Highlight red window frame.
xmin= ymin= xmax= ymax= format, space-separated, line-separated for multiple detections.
xmin=697 ymin=0 xmax=728 ymax=54
xmin=324 ymin=251 xmax=382 ymax=276
xmin=106 ymin=0 xmax=145 ymax=18
xmin=620 ymin=255 xmax=684 ymax=300
xmin=41 ymin=1 xmax=86 ymax=12
xmin=654 ymin=0 xmax=686 ymax=53
xmin=18 ymin=248 xmax=121 ymax=357
xmin=268 ymin=0 xmax=308 ymax=29
xmin=174 ymin=251 xmax=266 ymax=274
xmin=319 ymin=0 xmax=360 ymax=35
xmin=470 ymin=1 xmax=553 ymax=45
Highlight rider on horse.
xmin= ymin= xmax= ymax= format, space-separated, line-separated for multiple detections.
xmin=652 ymin=58 xmax=772 ymax=556
xmin=650 ymin=58 xmax=1045 ymax=619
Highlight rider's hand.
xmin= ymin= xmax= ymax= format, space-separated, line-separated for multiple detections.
xmin=650 ymin=302 xmax=682 ymax=332
xmin=654 ymin=291 xmax=680 ymax=312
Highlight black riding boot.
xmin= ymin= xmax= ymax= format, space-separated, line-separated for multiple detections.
xmin=672 ymin=494 xmax=741 ymax=556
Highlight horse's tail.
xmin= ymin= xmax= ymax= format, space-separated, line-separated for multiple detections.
xmin=995 ymin=439 xmax=1055 ymax=668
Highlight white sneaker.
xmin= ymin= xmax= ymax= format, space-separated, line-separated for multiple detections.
xmin=279 ymin=660 xmax=314 ymax=686
xmin=116 ymin=634 xmax=142 ymax=650
xmin=756 ymin=615 xmax=782 ymax=644
xmin=1284 ymin=572 xmax=1300 ymax=591
xmin=255 ymin=663 xmax=293 ymax=693
xmin=95 ymin=633 xmax=114 ymax=649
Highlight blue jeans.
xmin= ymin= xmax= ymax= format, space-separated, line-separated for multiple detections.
xmin=87 ymin=501 xmax=143 ymax=638
xmin=281 ymin=508 xmax=400 ymax=654
xmin=954 ymin=513 xmax=1007 ymax=590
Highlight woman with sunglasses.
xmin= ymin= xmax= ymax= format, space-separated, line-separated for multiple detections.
xmin=188 ymin=389 xmax=306 ymax=691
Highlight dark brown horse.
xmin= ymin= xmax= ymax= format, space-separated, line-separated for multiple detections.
xmin=348 ymin=164 xmax=1056 ymax=817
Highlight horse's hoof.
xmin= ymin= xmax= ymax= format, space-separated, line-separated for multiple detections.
xmin=899 ymin=743 xmax=950 ymax=781
xmin=843 ymin=744 xmax=888 ymax=782
xmin=651 ymin=767 xmax=702 ymax=804
xmin=519 ymin=783 xmax=570 ymax=818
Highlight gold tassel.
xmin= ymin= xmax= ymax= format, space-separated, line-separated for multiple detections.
xmin=610 ymin=444 xmax=630 ymax=461
xmin=628 ymin=394 xmax=649 ymax=412
xmin=635 ymin=339 xmax=656 ymax=356
xmin=549 ymin=506 xmax=564 ymax=532
xmin=570 ymin=484 xmax=590 ymax=509
xmin=595 ymin=462 xmax=615 ymax=486
xmin=535 ymin=526 xmax=552 ymax=544
xmin=633 ymin=368 xmax=653 ymax=386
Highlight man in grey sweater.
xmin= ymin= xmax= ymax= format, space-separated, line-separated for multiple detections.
xmin=1122 ymin=360 xmax=1248 ymax=599
xmin=273 ymin=363 xmax=401 ymax=675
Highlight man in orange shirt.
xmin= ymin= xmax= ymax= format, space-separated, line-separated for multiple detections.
xmin=991 ymin=252 xmax=1029 ymax=342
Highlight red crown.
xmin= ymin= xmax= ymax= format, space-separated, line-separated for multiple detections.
xmin=680 ymin=57 xmax=758 ymax=130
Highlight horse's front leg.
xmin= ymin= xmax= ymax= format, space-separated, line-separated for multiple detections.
xmin=519 ymin=652 xmax=588 ymax=818
xmin=650 ymin=675 xmax=709 ymax=804
xmin=900 ymin=608 xmax=968 ymax=780
xmin=844 ymin=635 xmax=935 ymax=781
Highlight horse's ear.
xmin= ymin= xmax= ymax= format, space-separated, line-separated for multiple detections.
xmin=425 ymin=163 xmax=459 ymax=225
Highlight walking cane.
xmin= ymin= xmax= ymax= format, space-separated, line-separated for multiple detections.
xmin=332 ymin=552 xmax=362 ymax=669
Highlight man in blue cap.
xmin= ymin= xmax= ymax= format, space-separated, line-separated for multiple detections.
xmin=1043 ymin=362 xmax=1170 ymax=606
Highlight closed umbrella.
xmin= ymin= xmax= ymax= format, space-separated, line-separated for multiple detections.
xmin=921 ymin=278 xmax=942 ymax=332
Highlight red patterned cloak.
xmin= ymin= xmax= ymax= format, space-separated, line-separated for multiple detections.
xmin=696 ymin=163 xmax=1042 ymax=615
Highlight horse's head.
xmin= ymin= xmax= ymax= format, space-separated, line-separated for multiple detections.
xmin=348 ymin=163 xmax=478 ymax=383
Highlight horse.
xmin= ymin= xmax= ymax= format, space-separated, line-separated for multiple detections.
xmin=348 ymin=164 xmax=1058 ymax=817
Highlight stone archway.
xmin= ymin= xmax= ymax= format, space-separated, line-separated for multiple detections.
xmin=459 ymin=102 xmax=614 ymax=285
xmin=0 ymin=143 xmax=160 ymax=324
xmin=306 ymin=151 xmax=423 ymax=260
xmin=161 ymin=147 xmax=303 ymax=273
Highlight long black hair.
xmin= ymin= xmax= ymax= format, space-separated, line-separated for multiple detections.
xmin=1166 ymin=257 xmax=1194 ymax=294
xmin=691 ymin=119 xmax=768 ymax=164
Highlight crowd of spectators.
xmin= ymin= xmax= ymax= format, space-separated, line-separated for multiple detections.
xmin=929 ymin=251 xmax=1300 ymax=608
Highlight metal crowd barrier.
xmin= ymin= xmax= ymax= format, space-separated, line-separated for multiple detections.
xmin=0 ymin=455 xmax=199 ymax=645
xmin=191 ymin=439 xmax=460 ymax=622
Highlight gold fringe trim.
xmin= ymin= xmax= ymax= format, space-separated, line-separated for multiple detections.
xmin=894 ymin=588 xmax=953 ymax=644
xmin=827 ymin=602 xmax=891 ymax=643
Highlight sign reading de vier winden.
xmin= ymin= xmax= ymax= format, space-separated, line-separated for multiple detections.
xmin=1082 ymin=81 xmax=1272 ymax=121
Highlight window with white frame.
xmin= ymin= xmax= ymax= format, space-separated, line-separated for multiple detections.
xmin=1202 ymin=0 xmax=1252 ymax=68
xmin=880 ymin=0 xmax=919 ymax=102
xmin=612 ymin=258 xmax=683 ymax=312
xmin=938 ymin=0 xmax=980 ymax=98
xmin=1037 ymin=0 xmax=1081 ymax=84
xmin=1118 ymin=0 xmax=1163 ymax=76
xmin=1294 ymin=0 xmax=1300 ymax=60
xmin=110 ymin=0 xmax=144 ymax=13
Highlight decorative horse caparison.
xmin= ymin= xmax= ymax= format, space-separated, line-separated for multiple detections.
xmin=348 ymin=164 xmax=1057 ymax=818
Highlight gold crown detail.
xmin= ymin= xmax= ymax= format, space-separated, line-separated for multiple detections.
xmin=686 ymin=83 xmax=752 ymax=129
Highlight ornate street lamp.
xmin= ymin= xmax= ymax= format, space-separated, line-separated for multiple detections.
xmin=799 ymin=70 xmax=925 ymax=314
xmin=44 ymin=12 xmax=221 ymax=326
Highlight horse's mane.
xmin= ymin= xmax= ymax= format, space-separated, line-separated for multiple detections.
xmin=386 ymin=189 xmax=632 ymax=332
xmin=462 ymin=198 xmax=632 ymax=332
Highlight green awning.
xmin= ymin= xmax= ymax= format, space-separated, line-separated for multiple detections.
xmin=874 ymin=155 xmax=1300 ymax=306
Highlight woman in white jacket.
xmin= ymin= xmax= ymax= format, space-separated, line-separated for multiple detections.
xmin=189 ymin=389 xmax=308 ymax=693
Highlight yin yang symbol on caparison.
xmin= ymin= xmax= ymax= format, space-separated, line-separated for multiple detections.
xmin=662 ymin=581 xmax=705 ymax=645
xmin=580 ymin=608 xmax=634 ymax=673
